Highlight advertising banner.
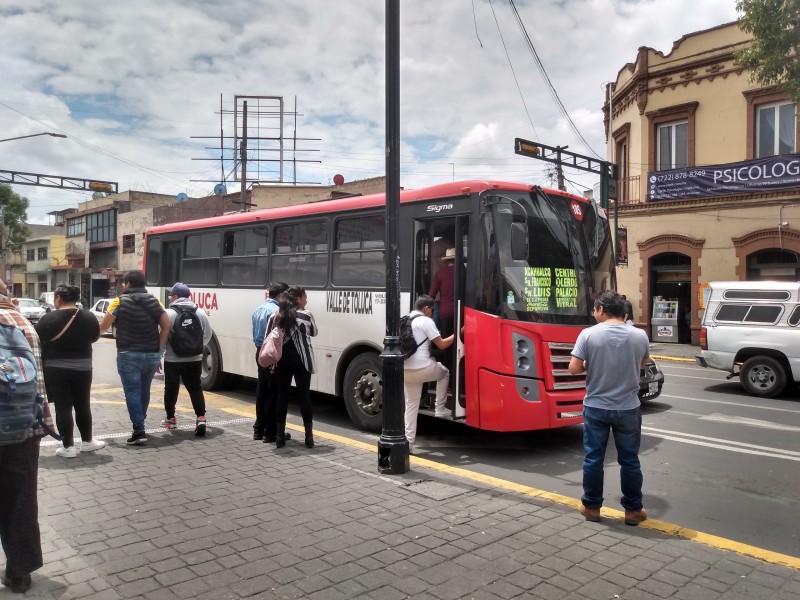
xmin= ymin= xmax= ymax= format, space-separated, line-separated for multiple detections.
xmin=647 ymin=152 xmax=800 ymax=201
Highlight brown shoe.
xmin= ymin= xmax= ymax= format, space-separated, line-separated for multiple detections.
xmin=579 ymin=504 xmax=601 ymax=522
xmin=624 ymin=508 xmax=648 ymax=526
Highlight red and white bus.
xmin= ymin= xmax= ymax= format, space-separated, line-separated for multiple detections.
xmin=143 ymin=180 xmax=614 ymax=433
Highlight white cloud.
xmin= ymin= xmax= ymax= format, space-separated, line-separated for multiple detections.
xmin=0 ymin=0 xmax=739 ymax=219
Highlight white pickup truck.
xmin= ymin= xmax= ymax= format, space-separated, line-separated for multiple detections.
xmin=696 ymin=280 xmax=800 ymax=397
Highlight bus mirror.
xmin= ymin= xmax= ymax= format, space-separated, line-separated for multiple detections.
xmin=510 ymin=222 xmax=528 ymax=261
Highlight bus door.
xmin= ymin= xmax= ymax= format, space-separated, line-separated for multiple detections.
xmin=412 ymin=216 xmax=468 ymax=420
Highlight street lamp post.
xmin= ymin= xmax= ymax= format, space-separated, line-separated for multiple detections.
xmin=0 ymin=131 xmax=67 ymax=292
xmin=377 ymin=0 xmax=409 ymax=474
xmin=0 ymin=132 xmax=67 ymax=143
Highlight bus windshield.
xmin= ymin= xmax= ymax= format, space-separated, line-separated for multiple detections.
xmin=483 ymin=188 xmax=613 ymax=326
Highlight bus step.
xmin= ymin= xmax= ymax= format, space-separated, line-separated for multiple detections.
xmin=418 ymin=407 xmax=463 ymax=421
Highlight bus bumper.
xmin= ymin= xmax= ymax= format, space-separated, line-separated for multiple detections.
xmin=474 ymin=369 xmax=583 ymax=432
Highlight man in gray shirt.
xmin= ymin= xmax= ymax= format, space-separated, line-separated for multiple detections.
xmin=568 ymin=290 xmax=652 ymax=526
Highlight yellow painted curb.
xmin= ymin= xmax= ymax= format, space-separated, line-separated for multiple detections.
xmin=651 ymin=355 xmax=697 ymax=363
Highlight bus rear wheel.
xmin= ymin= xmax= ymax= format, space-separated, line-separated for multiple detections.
xmin=343 ymin=353 xmax=383 ymax=432
xmin=202 ymin=337 xmax=226 ymax=391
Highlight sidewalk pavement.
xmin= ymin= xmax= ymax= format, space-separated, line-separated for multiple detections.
xmin=3 ymin=383 xmax=799 ymax=599
xmin=649 ymin=342 xmax=699 ymax=363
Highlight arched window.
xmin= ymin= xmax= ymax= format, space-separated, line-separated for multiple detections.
xmin=747 ymin=249 xmax=800 ymax=281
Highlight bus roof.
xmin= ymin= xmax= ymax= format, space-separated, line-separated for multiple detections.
xmin=146 ymin=180 xmax=589 ymax=235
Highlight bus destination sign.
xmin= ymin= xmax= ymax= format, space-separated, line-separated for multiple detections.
xmin=522 ymin=267 xmax=578 ymax=311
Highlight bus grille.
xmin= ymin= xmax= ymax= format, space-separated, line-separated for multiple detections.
xmin=548 ymin=342 xmax=586 ymax=390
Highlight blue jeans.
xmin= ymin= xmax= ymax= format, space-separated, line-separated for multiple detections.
xmin=117 ymin=352 xmax=161 ymax=433
xmin=582 ymin=406 xmax=643 ymax=511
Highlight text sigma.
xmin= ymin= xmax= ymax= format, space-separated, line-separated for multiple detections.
xmin=426 ymin=203 xmax=454 ymax=213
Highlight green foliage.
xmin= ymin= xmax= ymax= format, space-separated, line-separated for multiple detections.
xmin=0 ymin=184 xmax=31 ymax=252
xmin=736 ymin=0 xmax=800 ymax=101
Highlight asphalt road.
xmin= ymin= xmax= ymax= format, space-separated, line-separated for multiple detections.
xmin=91 ymin=338 xmax=800 ymax=559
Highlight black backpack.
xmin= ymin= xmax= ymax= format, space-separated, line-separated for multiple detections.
xmin=399 ymin=314 xmax=423 ymax=360
xmin=169 ymin=307 xmax=204 ymax=357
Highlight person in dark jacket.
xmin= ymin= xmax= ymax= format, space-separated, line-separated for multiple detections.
xmin=35 ymin=284 xmax=102 ymax=458
xmin=271 ymin=285 xmax=317 ymax=449
xmin=100 ymin=270 xmax=170 ymax=445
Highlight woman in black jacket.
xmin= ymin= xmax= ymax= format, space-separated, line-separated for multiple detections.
xmin=271 ymin=285 xmax=318 ymax=448
xmin=34 ymin=284 xmax=102 ymax=458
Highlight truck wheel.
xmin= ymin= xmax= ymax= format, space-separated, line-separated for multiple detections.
xmin=740 ymin=356 xmax=787 ymax=398
xmin=342 ymin=353 xmax=383 ymax=432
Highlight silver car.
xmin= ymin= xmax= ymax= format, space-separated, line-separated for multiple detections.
xmin=90 ymin=299 xmax=116 ymax=337
xmin=17 ymin=298 xmax=47 ymax=323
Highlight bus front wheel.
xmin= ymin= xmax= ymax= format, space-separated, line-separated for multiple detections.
xmin=343 ymin=353 xmax=383 ymax=432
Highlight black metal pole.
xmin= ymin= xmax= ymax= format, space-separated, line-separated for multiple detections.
xmin=240 ymin=101 xmax=248 ymax=212
xmin=378 ymin=0 xmax=409 ymax=474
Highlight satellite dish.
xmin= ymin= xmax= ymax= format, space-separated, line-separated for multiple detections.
xmin=176 ymin=193 xmax=188 ymax=203
xmin=213 ymin=183 xmax=227 ymax=195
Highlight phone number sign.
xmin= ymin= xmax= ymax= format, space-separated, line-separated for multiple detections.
xmin=648 ymin=153 xmax=800 ymax=201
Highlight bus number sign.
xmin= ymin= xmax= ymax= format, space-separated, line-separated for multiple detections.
xmin=570 ymin=201 xmax=583 ymax=221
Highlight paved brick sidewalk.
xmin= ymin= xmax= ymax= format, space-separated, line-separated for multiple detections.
xmin=2 ymin=386 xmax=799 ymax=599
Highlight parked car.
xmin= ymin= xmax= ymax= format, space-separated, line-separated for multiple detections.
xmin=90 ymin=298 xmax=116 ymax=337
xmin=16 ymin=298 xmax=47 ymax=323
xmin=639 ymin=359 xmax=664 ymax=402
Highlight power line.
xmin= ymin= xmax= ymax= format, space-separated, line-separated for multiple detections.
xmin=505 ymin=0 xmax=602 ymax=159
xmin=487 ymin=0 xmax=539 ymax=140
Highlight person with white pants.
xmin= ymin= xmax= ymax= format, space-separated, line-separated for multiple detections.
xmin=404 ymin=294 xmax=455 ymax=448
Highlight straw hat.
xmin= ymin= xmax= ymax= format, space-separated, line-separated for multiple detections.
xmin=442 ymin=248 xmax=456 ymax=261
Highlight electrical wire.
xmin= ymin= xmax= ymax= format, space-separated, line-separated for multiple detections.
xmin=505 ymin=0 xmax=602 ymax=159
xmin=487 ymin=0 xmax=539 ymax=140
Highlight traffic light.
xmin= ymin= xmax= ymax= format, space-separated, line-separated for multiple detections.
xmin=88 ymin=182 xmax=114 ymax=192
xmin=516 ymin=140 xmax=541 ymax=157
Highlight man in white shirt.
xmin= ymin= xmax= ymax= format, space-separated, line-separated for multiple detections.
xmin=403 ymin=294 xmax=454 ymax=448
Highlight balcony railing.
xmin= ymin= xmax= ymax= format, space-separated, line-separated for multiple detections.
xmin=616 ymin=176 xmax=642 ymax=206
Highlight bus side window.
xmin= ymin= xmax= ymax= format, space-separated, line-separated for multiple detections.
xmin=332 ymin=214 xmax=385 ymax=288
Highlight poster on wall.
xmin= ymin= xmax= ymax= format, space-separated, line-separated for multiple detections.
xmin=616 ymin=227 xmax=628 ymax=267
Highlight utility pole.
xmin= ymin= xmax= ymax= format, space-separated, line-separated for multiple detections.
xmin=555 ymin=146 xmax=567 ymax=191
xmin=240 ymin=101 xmax=248 ymax=212
xmin=0 ymin=205 xmax=5 ymax=293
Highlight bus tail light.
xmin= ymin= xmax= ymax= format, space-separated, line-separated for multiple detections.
xmin=699 ymin=327 xmax=707 ymax=350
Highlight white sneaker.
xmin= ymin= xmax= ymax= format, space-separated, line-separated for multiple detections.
xmin=434 ymin=411 xmax=449 ymax=418
xmin=55 ymin=446 xmax=78 ymax=458
xmin=81 ymin=439 xmax=106 ymax=452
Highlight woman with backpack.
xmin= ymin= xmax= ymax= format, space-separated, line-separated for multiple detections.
xmin=270 ymin=285 xmax=317 ymax=449
xmin=34 ymin=284 xmax=102 ymax=458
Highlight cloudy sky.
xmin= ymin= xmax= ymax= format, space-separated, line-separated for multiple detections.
xmin=1 ymin=0 xmax=739 ymax=224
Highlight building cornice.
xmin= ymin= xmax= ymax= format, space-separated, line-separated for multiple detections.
xmin=637 ymin=234 xmax=705 ymax=252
